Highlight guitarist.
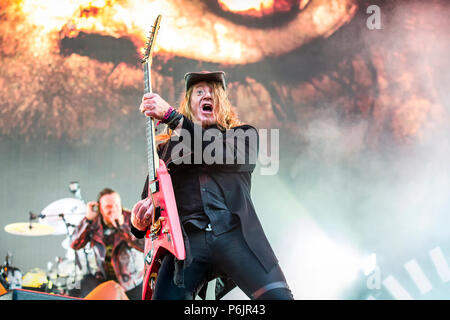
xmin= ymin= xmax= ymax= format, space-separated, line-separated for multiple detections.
xmin=131 ymin=71 xmax=293 ymax=300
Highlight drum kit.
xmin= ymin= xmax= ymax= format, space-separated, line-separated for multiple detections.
xmin=1 ymin=182 xmax=97 ymax=296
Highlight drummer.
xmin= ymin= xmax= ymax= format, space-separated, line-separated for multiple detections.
xmin=70 ymin=188 xmax=145 ymax=300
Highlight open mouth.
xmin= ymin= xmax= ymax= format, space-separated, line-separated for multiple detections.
xmin=202 ymin=103 xmax=214 ymax=113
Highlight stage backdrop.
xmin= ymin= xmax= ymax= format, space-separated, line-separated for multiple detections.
xmin=1 ymin=0 xmax=450 ymax=299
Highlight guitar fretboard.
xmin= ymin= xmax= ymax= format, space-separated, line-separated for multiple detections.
xmin=143 ymin=62 xmax=158 ymax=192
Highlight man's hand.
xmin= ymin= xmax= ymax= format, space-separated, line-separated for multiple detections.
xmin=86 ymin=201 xmax=99 ymax=221
xmin=139 ymin=93 xmax=171 ymax=120
xmin=131 ymin=198 xmax=154 ymax=232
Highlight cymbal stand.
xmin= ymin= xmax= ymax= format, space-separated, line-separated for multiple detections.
xmin=60 ymin=214 xmax=82 ymax=287
xmin=68 ymin=181 xmax=92 ymax=276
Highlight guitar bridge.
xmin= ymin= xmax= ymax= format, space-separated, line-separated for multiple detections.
xmin=150 ymin=216 xmax=165 ymax=236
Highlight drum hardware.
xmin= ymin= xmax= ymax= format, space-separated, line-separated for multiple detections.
xmin=52 ymin=182 xmax=94 ymax=292
xmin=68 ymin=181 xmax=93 ymax=277
xmin=1 ymin=267 xmax=22 ymax=290
xmin=0 ymin=252 xmax=22 ymax=290
xmin=38 ymin=192 xmax=89 ymax=289
xmin=57 ymin=213 xmax=85 ymax=290
xmin=2 ymin=181 xmax=121 ymax=298
xmin=60 ymin=213 xmax=82 ymax=270
xmin=55 ymin=257 xmax=72 ymax=293
xmin=69 ymin=181 xmax=82 ymax=201
xmin=29 ymin=211 xmax=44 ymax=221
xmin=39 ymin=198 xmax=86 ymax=235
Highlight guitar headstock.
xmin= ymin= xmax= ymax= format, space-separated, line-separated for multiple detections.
xmin=142 ymin=14 xmax=162 ymax=64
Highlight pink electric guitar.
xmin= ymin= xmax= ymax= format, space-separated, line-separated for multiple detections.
xmin=140 ymin=15 xmax=185 ymax=300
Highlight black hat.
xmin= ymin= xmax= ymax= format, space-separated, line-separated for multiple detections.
xmin=184 ymin=71 xmax=226 ymax=92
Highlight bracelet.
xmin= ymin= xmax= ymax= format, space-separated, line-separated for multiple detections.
xmin=156 ymin=107 xmax=176 ymax=126
xmin=162 ymin=107 xmax=175 ymax=122
xmin=163 ymin=108 xmax=178 ymax=124
xmin=166 ymin=113 xmax=183 ymax=130
xmin=163 ymin=109 xmax=177 ymax=124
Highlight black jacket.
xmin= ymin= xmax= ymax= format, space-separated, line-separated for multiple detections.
xmin=137 ymin=117 xmax=279 ymax=298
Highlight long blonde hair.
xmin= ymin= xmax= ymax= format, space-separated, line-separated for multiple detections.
xmin=180 ymin=81 xmax=241 ymax=130
xmin=156 ymin=81 xmax=241 ymax=144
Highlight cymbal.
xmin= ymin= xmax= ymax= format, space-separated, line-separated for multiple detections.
xmin=40 ymin=198 xmax=86 ymax=235
xmin=4 ymin=222 xmax=55 ymax=236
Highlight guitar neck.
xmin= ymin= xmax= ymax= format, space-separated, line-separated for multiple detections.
xmin=143 ymin=61 xmax=159 ymax=188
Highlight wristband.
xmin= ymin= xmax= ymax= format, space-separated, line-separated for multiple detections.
xmin=166 ymin=113 xmax=183 ymax=130
xmin=162 ymin=107 xmax=175 ymax=122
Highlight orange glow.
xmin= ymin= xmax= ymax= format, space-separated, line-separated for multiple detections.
xmin=218 ymin=0 xmax=276 ymax=17
xmin=15 ymin=0 xmax=358 ymax=65
xmin=219 ymin=0 xmax=274 ymax=11
xmin=218 ymin=0 xmax=306 ymax=18
xmin=7 ymin=0 xmax=443 ymax=146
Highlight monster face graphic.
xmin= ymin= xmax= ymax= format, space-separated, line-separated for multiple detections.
xmin=1 ymin=0 xmax=450 ymax=299
xmin=1 ymin=0 xmax=448 ymax=147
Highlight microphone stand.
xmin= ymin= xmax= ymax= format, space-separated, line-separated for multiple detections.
xmin=68 ymin=182 xmax=92 ymax=277
xmin=59 ymin=213 xmax=82 ymax=287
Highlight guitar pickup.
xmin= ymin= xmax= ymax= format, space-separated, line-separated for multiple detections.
xmin=154 ymin=206 xmax=161 ymax=221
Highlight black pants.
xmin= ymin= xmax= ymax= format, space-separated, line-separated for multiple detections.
xmin=152 ymin=225 xmax=293 ymax=300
